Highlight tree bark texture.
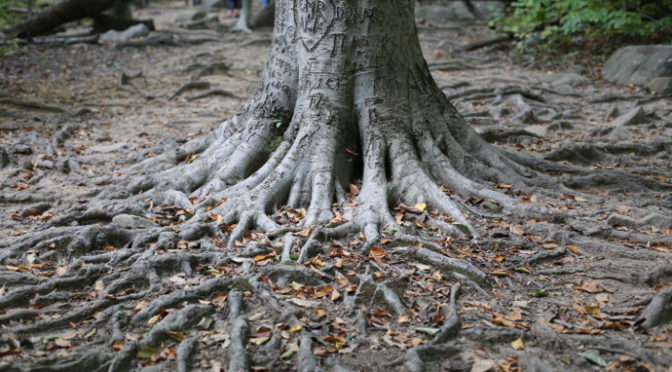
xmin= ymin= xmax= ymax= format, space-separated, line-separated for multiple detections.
xmin=138 ymin=0 xmax=540 ymax=247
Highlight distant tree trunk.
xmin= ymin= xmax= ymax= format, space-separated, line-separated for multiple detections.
xmin=6 ymin=0 xmax=117 ymax=38
xmin=232 ymin=0 xmax=253 ymax=32
xmin=5 ymin=0 xmax=153 ymax=38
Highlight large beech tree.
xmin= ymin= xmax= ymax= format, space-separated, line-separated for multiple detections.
xmin=4 ymin=1 xmax=668 ymax=371
xmin=137 ymin=0 xmax=549 ymax=242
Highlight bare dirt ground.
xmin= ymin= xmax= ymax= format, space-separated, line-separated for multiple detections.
xmin=1 ymin=2 xmax=671 ymax=371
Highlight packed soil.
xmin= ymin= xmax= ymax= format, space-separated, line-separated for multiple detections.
xmin=1 ymin=2 xmax=671 ymax=372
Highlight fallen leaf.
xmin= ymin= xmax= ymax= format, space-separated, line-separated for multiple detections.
xmin=579 ymin=352 xmax=607 ymax=366
xmin=415 ymin=327 xmax=440 ymax=336
xmin=147 ymin=314 xmax=162 ymax=326
xmin=528 ymin=288 xmax=549 ymax=297
xmin=586 ymin=303 xmax=600 ymax=317
xmin=94 ymin=280 xmax=105 ymax=291
xmin=295 ymin=227 xmax=313 ymax=238
xmin=368 ymin=247 xmax=387 ymax=261
xmin=578 ymin=279 xmax=605 ymax=293
xmin=491 ymin=316 xmax=516 ymax=328
xmin=6 ymin=264 xmax=30 ymax=272
xmin=249 ymin=337 xmax=270 ymax=345
xmin=84 ymin=328 xmax=97 ymax=338
xmin=54 ymin=338 xmax=71 ymax=348
xmin=490 ymin=269 xmax=511 ymax=277
xmin=287 ymin=298 xmax=320 ymax=308
xmin=616 ymin=205 xmax=630 ymax=213
xmin=511 ymin=337 xmax=524 ymax=350
xmin=398 ymin=314 xmax=411 ymax=324
xmin=330 ymin=287 xmax=341 ymax=301
xmin=165 ymin=331 xmax=185 ymax=341
xmin=137 ymin=347 xmax=157 ymax=359
xmin=133 ymin=301 xmax=149 ymax=313
xmin=280 ymin=343 xmax=300 ymax=359
xmin=253 ymin=251 xmax=277 ymax=262
xmin=414 ymin=203 xmax=427 ymax=212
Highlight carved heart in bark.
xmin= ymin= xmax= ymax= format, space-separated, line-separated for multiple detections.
xmin=293 ymin=0 xmax=335 ymax=52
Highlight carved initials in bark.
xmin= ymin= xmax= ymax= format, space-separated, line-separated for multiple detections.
xmin=294 ymin=0 xmax=335 ymax=51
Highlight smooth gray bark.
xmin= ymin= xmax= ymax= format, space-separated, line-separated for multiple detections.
xmin=122 ymin=0 xmax=536 ymax=245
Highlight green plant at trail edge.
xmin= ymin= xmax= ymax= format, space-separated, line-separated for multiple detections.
xmin=494 ymin=0 xmax=672 ymax=53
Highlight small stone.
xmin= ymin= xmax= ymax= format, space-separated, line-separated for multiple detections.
xmin=610 ymin=106 xmax=648 ymax=127
xmin=112 ymin=214 xmax=156 ymax=228
xmin=524 ymin=124 xmax=549 ymax=137
xmin=647 ymin=77 xmax=672 ymax=95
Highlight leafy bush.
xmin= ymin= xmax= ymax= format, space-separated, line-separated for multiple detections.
xmin=495 ymin=0 xmax=672 ymax=53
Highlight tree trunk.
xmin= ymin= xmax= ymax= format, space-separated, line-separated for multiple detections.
xmin=136 ymin=0 xmax=537 ymax=245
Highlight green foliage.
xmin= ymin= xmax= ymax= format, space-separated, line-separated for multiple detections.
xmin=495 ymin=0 xmax=672 ymax=53
xmin=0 ymin=0 xmax=25 ymax=29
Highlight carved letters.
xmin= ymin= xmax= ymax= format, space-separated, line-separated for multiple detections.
xmin=294 ymin=0 xmax=335 ymax=51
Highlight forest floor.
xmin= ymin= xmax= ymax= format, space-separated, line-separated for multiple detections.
xmin=1 ymin=2 xmax=671 ymax=372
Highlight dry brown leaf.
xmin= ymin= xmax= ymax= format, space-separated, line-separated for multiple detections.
xmin=287 ymin=298 xmax=320 ymax=308
xmin=577 ymin=279 xmax=605 ymax=293
xmin=295 ymin=227 xmax=313 ymax=238
xmin=94 ymin=280 xmax=105 ymax=291
xmin=489 ymin=269 xmax=511 ymax=277
xmin=542 ymin=242 xmax=559 ymax=250
xmin=491 ymin=316 xmax=516 ymax=328
xmin=368 ymin=247 xmax=387 ymax=261
xmin=6 ymin=264 xmax=30 ymax=272
xmin=330 ymin=288 xmax=341 ymax=301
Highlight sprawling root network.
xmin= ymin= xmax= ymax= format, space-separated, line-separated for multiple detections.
xmin=2 ymin=77 xmax=671 ymax=370
xmin=3 ymin=74 xmax=672 ymax=370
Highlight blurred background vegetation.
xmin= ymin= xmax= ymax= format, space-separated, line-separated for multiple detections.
xmin=1 ymin=0 xmax=671 ymax=60
xmin=493 ymin=0 xmax=672 ymax=59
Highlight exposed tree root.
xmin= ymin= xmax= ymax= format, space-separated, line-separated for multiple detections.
xmin=636 ymin=287 xmax=672 ymax=329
